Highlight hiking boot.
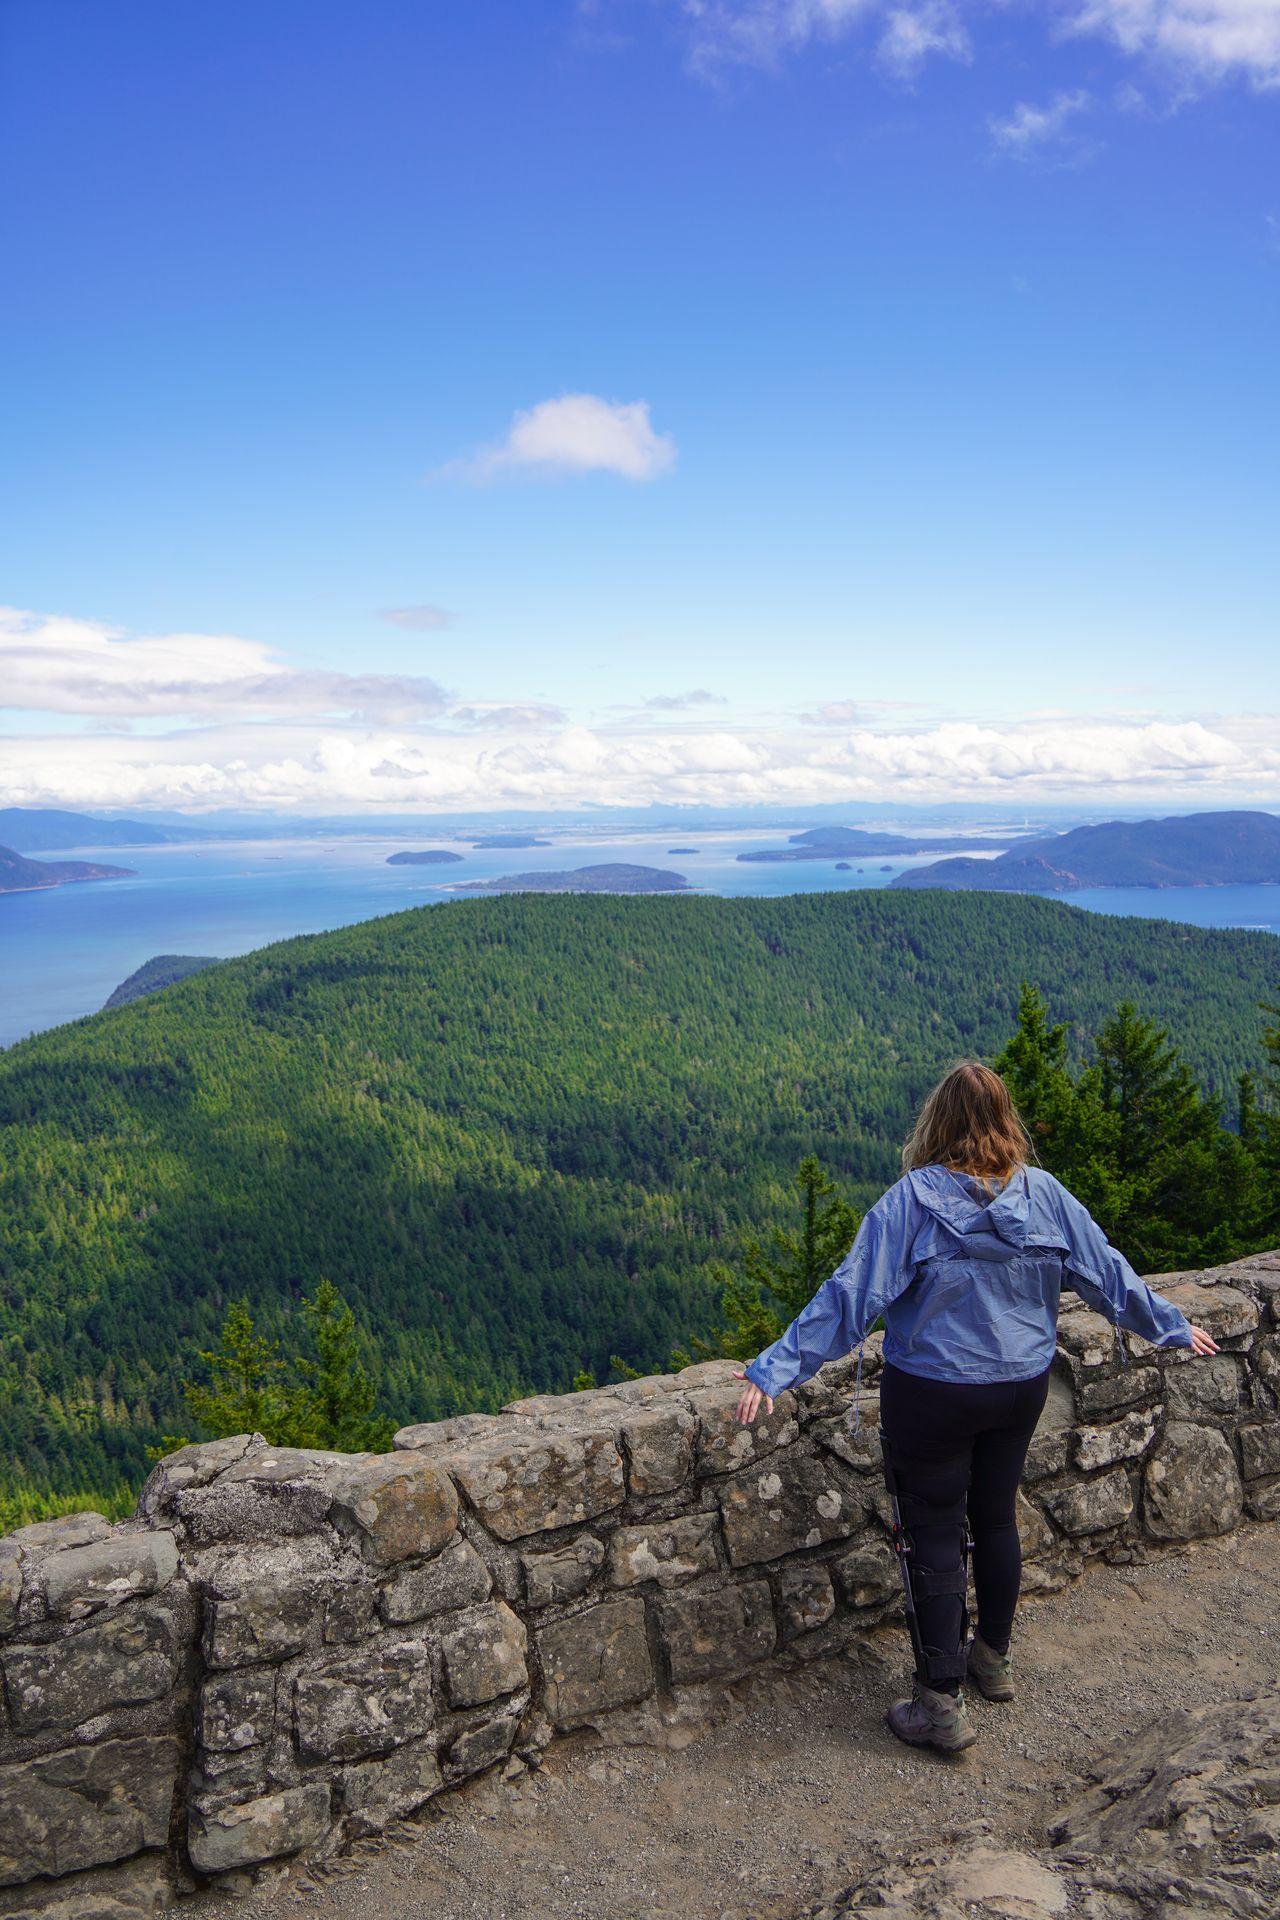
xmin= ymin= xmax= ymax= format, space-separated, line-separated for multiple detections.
xmin=885 ymin=1681 xmax=977 ymax=1754
xmin=967 ymin=1634 xmax=1015 ymax=1702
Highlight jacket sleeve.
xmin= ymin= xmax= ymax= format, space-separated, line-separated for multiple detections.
xmin=743 ymin=1178 xmax=919 ymax=1399
xmin=1051 ymin=1179 xmax=1193 ymax=1349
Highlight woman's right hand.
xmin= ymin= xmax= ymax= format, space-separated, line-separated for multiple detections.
xmin=734 ymin=1367 xmax=774 ymax=1424
xmin=1188 ymin=1323 xmax=1219 ymax=1356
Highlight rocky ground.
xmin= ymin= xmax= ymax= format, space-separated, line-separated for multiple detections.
xmin=191 ymin=1522 xmax=1280 ymax=1920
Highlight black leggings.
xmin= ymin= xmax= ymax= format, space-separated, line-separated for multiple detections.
xmin=879 ymin=1361 xmax=1051 ymax=1689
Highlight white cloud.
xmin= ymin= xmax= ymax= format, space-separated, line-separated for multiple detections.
xmin=680 ymin=0 xmax=1280 ymax=88
xmin=378 ymin=605 xmax=455 ymax=631
xmin=448 ymin=394 xmax=677 ymax=482
xmin=1071 ymin=0 xmax=1280 ymax=88
xmin=877 ymin=2 xmax=971 ymax=76
xmin=643 ymin=688 xmax=727 ymax=710
xmin=0 ymin=607 xmax=450 ymax=724
xmin=988 ymin=88 xmax=1093 ymax=155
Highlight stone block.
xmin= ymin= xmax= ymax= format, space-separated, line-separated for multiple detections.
xmin=1240 ymin=1423 xmax=1280 ymax=1481
xmin=1055 ymin=1311 xmax=1118 ymax=1370
xmin=1165 ymin=1354 xmax=1244 ymax=1418
xmin=380 ymin=1536 xmax=492 ymax=1623
xmin=536 ymin=1597 xmax=653 ymax=1729
xmin=1073 ymin=1410 xmax=1157 ymax=1472
xmin=294 ymin=1640 xmax=434 ymax=1761
xmin=1016 ymin=1492 xmax=1056 ymax=1559
xmin=1023 ymin=1429 xmax=1072 ymax=1485
xmin=773 ymin=1561 xmax=836 ymax=1638
xmin=187 ymin=1783 xmax=331 ymax=1874
xmin=4 ymin=1514 xmax=112 ymax=1554
xmin=718 ymin=1452 xmax=867 ymax=1566
xmin=833 ymin=1541 xmax=897 ymax=1608
xmin=519 ymin=1535 xmax=605 ymax=1608
xmin=0 ymin=1544 xmax=22 ymax=1638
xmin=337 ymin=1741 xmax=443 ymax=1831
xmin=1143 ymin=1422 xmax=1243 ymax=1541
xmin=1074 ymin=1368 xmax=1159 ymax=1419
xmin=813 ymin=1409 xmax=882 ymax=1473
xmin=607 ymin=1515 xmax=720 ymax=1589
xmin=197 ymin=1668 xmax=277 ymax=1753
xmin=0 ymin=1850 xmax=174 ymax=1918
xmin=656 ymin=1579 xmax=774 ymax=1683
xmin=618 ymin=1405 xmax=696 ymax=1496
xmin=442 ymin=1709 xmax=521 ymax=1780
xmin=203 ymin=1567 xmax=324 ymax=1670
xmin=1044 ymin=1469 xmax=1134 ymax=1536
xmin=135 ymin=1434 xmax=263 ymax=1520
xmin=323 ymin=1580 xmax=378 ymax=1642
xmin=326 ymin=1453 xmax=459 ymax=1566
xmin=2 ymin=1600 xmax=184 ymax=1735
xmin=35 ymin=1531 xmax=179 ymax=1622
xmin=1245 ymin=1477 xmax=1280 ymax=1521
xmin=687 ymin=1383 xmax=798 ymax=1477
xmin=448 ymin=1431 xmax=625 ymax=1540
xmin=0 ymin=1736 xmax=179 ymax=1887
xmin=1160 ymin=1282 xmax=1258 ymax=1343
xmin=393 ymin=1413 xmax=502 ymax=1452
xmin=439 ymin=1601 xmax=528 ymax=1707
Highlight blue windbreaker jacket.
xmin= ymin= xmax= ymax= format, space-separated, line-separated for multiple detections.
xmin=743 ymin=1164 xmax=1193 ymax=1399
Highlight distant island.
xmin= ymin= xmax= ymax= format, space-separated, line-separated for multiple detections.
xmin=0 ymin=807 xmax=207 ymax=851
xmin=386 ymin=849 xmax=465 ymax=866
xmin=892 ymin=810 xmax=1280 ymax=894
xmin=737 ymin=825 xmax=1019 ymax=863
xmin=667 ymin=847 xmax=701 ymax=855
xmin=470 ymin=834 xmax=552 ymax=849
xmin=457 ymin=863 xmax=689 ymax=894
xmin=104 ymin=955 xmax=219 ymax=1009
xmin=0 ymin=844 xmax=135 ymax=894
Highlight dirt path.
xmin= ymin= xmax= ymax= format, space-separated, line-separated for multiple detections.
xmin=195 ymin=1524 xmax=1280 ymax=1920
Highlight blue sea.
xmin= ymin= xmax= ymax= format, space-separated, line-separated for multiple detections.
xmin=2 ymin=827 xmax=1278 ymax=1049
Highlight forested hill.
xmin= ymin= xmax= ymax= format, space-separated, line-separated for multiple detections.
xmin=2 ymin=889 xmax=1278 ymax=1506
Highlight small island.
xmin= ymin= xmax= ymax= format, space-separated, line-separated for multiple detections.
xmin=737 ymin=826 xmax=1016 ymax=864
xmin=0 ymin=844 xmax=135 ymax=894
xmin=104 ymin=955 xmax=219 ymax=1009
xmin=666 ymin=847 xmax=701 ymax=855
xmin=835 ymin=862 xmax=852 ymax=871
xmin=470 ymin=834 xmax=552 ymax=850
xmin=456 ymin=863 xmax=689 ymax=894
xmin=386 ymin=849 xmax=465 ymax=866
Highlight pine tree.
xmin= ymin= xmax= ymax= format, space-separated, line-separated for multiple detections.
xmin=688 ymin=1155 xmax=861 ymax=1364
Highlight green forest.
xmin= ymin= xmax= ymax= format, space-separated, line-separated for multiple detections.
xmin=1 ymin=889 xmax=1278 ymax=1514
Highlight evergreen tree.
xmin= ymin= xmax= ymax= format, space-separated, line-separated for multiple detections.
xmin=690 ymin=1155 xmax=862 ymax=1363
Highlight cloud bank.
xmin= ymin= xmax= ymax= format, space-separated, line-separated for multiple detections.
xmin=3 ymin=606 xmax=1275 ymax=814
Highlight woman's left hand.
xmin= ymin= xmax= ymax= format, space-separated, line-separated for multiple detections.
xmin=734 ymin=1367 xmax=774 ymax=1424
xmin=1188 ymin=1323 xmax=1219 ymax=1356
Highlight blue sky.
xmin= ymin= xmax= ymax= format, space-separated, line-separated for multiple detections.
xmin=1 ymin=0 xmax=1277 ymax=813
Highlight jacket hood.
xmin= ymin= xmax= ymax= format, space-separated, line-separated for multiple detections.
xmin=907 ymin=1165 xmax=1030 ymax=1262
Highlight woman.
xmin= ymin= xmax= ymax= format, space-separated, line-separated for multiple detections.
xmin=734 ymin=1061 xmax=1219 ymax=1756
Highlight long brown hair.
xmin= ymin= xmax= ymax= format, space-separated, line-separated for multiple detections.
xmin=902 ymin=1060 xmax=1031 ymax=1188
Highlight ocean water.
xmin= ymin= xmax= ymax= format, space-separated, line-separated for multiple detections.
xmin=2 ymin=828 xmax=1277 ymax=1048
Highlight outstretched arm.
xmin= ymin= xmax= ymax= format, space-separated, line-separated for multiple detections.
xmin=736 ymin=1178 xmax=918 ymax=1419
xmin=1052 ymin=1179 xmax=1218 ymax=1355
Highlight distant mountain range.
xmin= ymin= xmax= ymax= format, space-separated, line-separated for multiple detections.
xmin=0 ymin=845 xmax=135 ymax=894
xmin=737 ymin=826 xmax=1019 ymax=863
xmin=0 ymin=808 xmax=211 ymax=852
xmin=892 ymin=811 xmax=1280 ymax=893
xmin=103 ymin=955 xmax=220 ymax=1009
xmin=457 ymin=863 xmax=689 ymax=893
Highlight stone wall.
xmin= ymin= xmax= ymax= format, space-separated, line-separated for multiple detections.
xmin=3 ymin=1247 xmax=1279 ymax=1917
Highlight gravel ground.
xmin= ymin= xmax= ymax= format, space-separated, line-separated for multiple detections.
xmin=192 ymin=1523 xmax=1280 ymax=1920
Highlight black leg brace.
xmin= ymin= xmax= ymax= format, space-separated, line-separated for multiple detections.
xmin=881 ymin=1433 xmax=972 ymax=1689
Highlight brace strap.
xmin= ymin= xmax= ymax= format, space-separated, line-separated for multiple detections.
xmin=910 ymin=1564 xmax=968 ymax=1601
